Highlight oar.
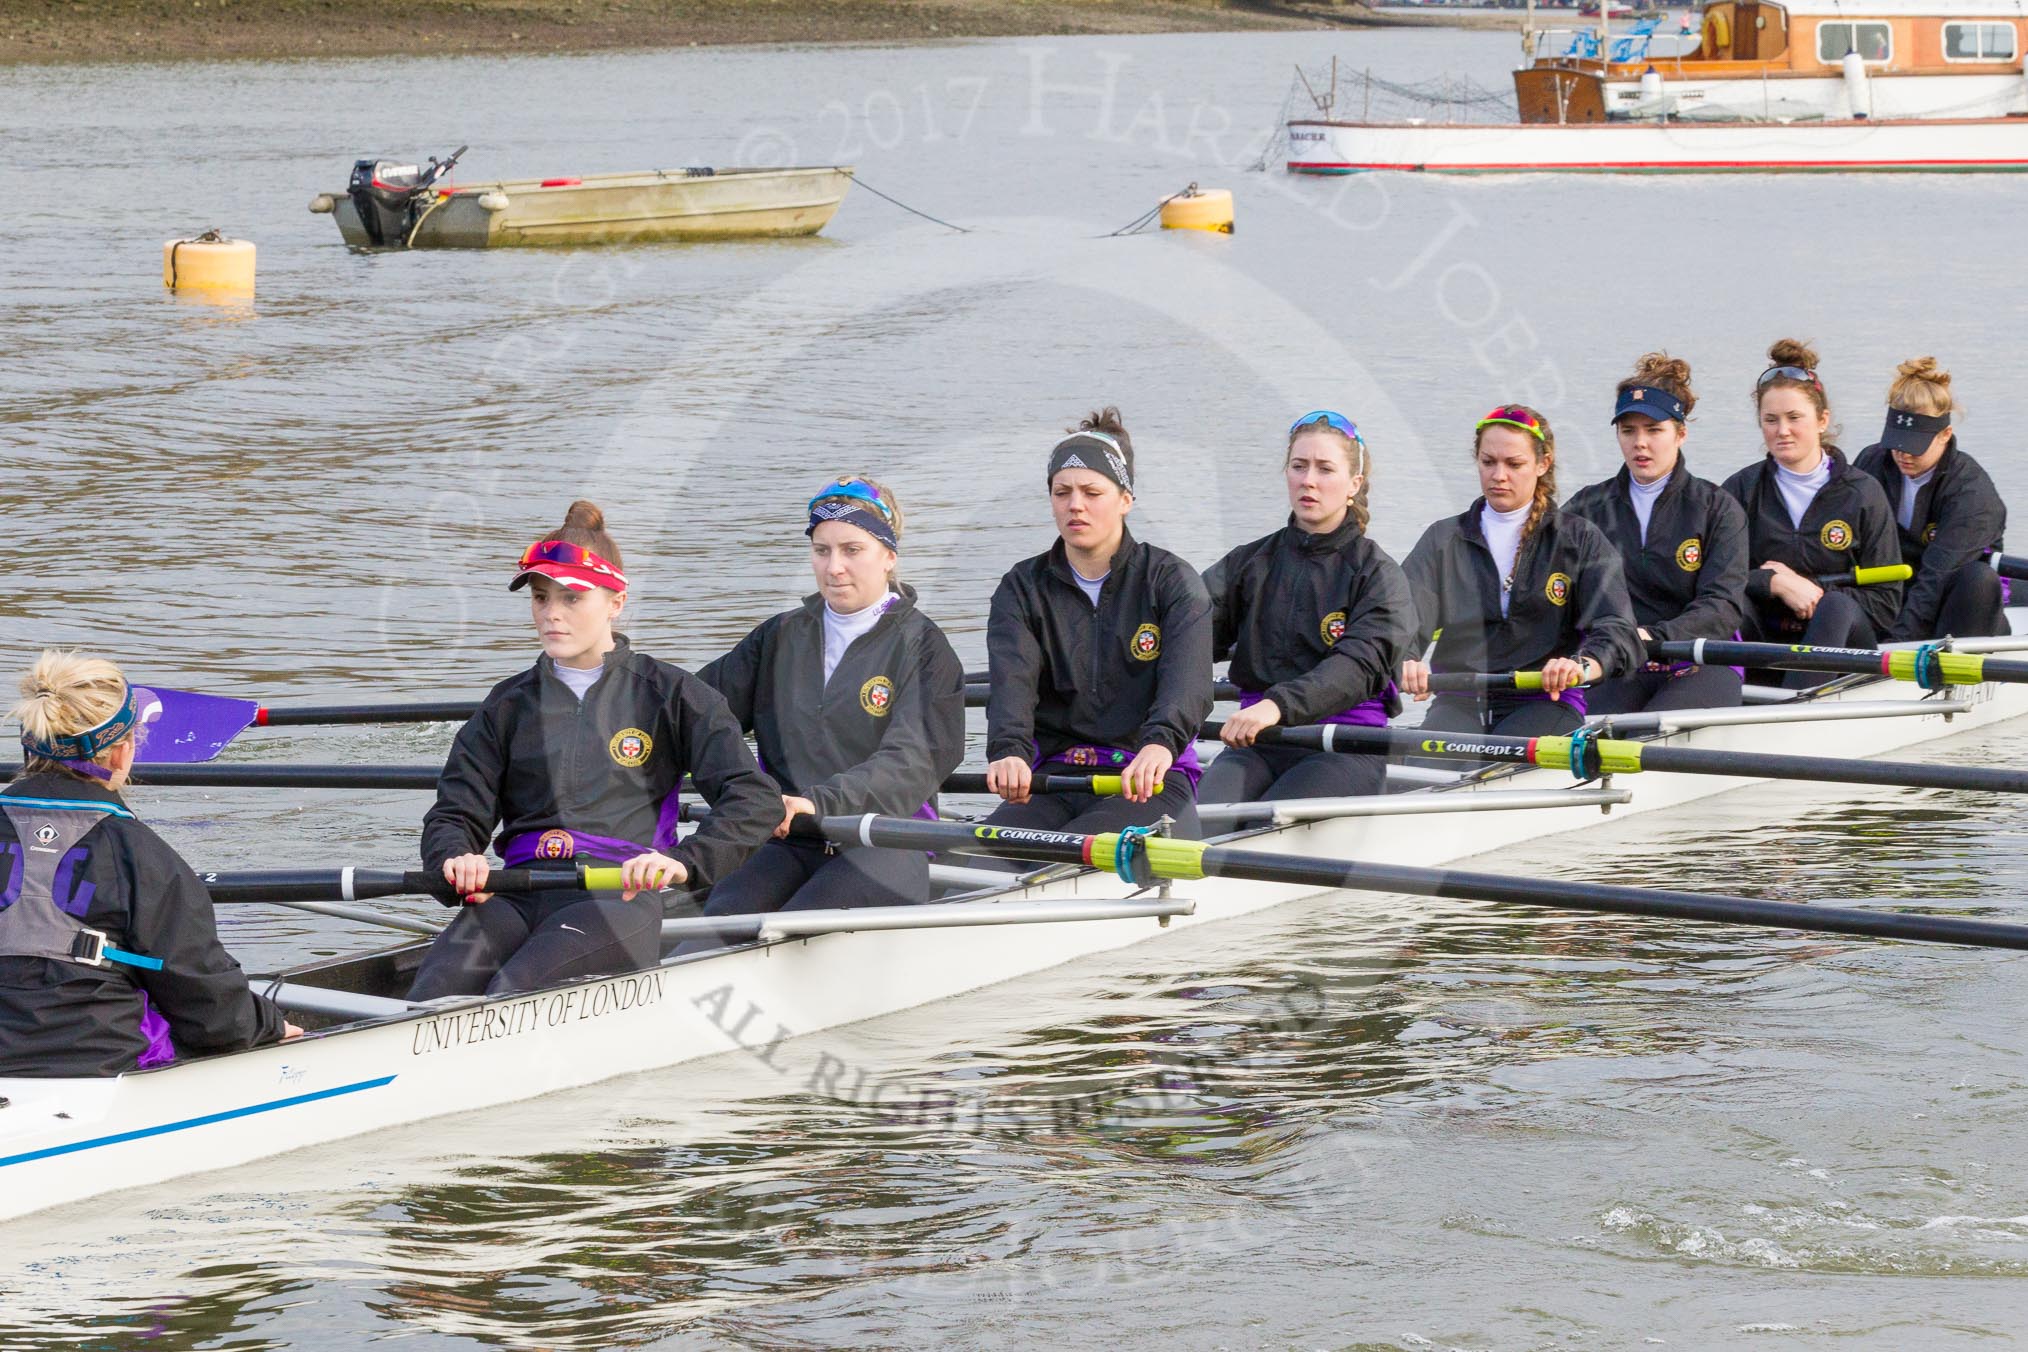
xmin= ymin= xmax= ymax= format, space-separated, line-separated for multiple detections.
xmin=199 ymin=865 xmax=590 ymax=904
xmin=1651 ymin=638 xmax=2028 ymax=687
xmin=1816 ymin=563 xmax=1912 ymax=587
xmin=1424 ymin=670 xmax=1586 ymax=695
xmin=1982 ymin=549 xmax=2028 ymax=582
xmin=805 ymin=813 xmax=2028 ymax=952
xmin=13 ymin=763 xmax=1144 ymax=795
xmin=1237 ymin=723 xmax=2028 ymax=796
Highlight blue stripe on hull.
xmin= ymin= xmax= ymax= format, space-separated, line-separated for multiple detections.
xmin=0 ymin=1075 xmax=397 ymax=1169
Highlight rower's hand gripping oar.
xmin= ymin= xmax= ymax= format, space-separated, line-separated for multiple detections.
xmin=1230 ymin=721 xmax=2028 ymax=796
xmin=201 ymin=865 xmax=597 ymax=905
xmin=1650 ymin=638 xmax=2028 ymax=689
xmin=800 ymin=813 xmax=2028 ymax=953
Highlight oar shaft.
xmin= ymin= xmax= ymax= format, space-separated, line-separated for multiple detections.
xmin=200 ymin=867 xmax=583 ymax=904
xmin=808 ymin=814 xmax=2028 ymax=952
xmin=1252 ymin=723 xmax=2028 ymax=795
xmin=254 ymin=700 xmax=480 ymax=727
xmin=1424 ymin=671 xmax=1551 ymax=694
xmin=1653 ymin=639 xmax=2028 ymax=687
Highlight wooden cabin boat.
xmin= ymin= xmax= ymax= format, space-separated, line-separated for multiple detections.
xmin=311 ymin=164 xmax=854 ymax=249
xmin=1285 ymin=0 xmax=2028 ymax=172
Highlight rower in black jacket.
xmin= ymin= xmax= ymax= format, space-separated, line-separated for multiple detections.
xmin=1720 ymin=340 xmax=1902 ymax=685
xmin=983 ymin=408 xmax=1214 ymax=845
xmin=1400 ymin=403 xmax=1643 ymax=738
xmin=0 ymin=651 xmax=294 ymax=1077
xmin=695 ymin=476 xmax=965 ymax=924
xmin=412 ymin=501 xmax=779 ymax=1000
xmin=1200 ymin=410 xmax=1415 ymax=803
xmin=1853 ymin=355 xmax=2007 ymax=640
xmin=1565 ymin=353 xmax=1749 ymax=714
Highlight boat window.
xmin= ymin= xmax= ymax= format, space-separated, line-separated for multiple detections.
xmin=1943 ymin=21 xmax=2017 ymax=61
xmin=1816 ymin=21 xmax=1893 ymax=63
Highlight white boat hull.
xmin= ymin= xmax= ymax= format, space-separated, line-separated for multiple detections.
xmin=4 ymin=674 xmax=2026 ymax=1221
xmin=1286 ymin=114 xmax=2028 ymax=173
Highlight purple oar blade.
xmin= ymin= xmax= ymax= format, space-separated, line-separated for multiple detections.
xmin=138 ymin=688 xmax=260 ymax=764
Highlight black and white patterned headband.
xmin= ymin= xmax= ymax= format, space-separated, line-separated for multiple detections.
xmin=1046 ymin=431 xmax=1133 ymax=495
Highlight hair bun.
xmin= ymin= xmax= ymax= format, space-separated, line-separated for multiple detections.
xmin=562 ymin=500 xmax=606 ymax=532
xmin=1767 ymin=337 xmax=1819 ymax=371
xmin=1896 ymin=355 xmax=1949 ymax=388
xmin=1632 ymin=351 xmax=1692 ymax=389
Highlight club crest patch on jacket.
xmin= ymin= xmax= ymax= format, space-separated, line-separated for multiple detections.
xmin=1674 ymin=537 xmax=1703 ymax=572
xmin=608 ymin=728 xmax=653 ymax=767
xmin=1544 ymin=572 xmax=1571 ymax=606
xmin=1819 ymin=519 xmax=1853 ymax=551
xmin=1130 ymin=623 xmax=1162 ymax=661
xmin=1319 ymin=610 xmax=1347 ymax=645
xmin=859 ymin=675 xmax=895 ymax=717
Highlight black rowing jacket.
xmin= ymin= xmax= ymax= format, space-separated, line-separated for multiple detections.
xmin=1564 ymin=460 xmax=1750 ymax=642
xmin=421 ymin=634 xmax=779 ymax=892
xmin=1204 ymin=514 xmax=1416 ymax=723
xmin=0 ymin=773 xmax=286 ymax=1077
xmin=1720 ymin=448 xmax=1902 ymax=634
xmin=986 ymin=526 xmax=1214 ymax=763
xmin=1402 ymin=501 xmax=1643 ymax=677
xmin=700 ymin=585 xmax=966 ymax=817
xmin=1854 ymin=438 xmax=2007 ymax=641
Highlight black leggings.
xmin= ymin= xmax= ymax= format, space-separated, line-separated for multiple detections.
xmin=1585 ymin=663 xmax=1744 ymax=716
xmin=972 ymin=780 xmax=1201 ymax=871
xmin=1920 ymin=562 xmax=2008 ymax=640
xmin=1741 ymin=589 xmax=1877 ymax=687
xmin=407 ymin=888 xmax=663 ymax=1000
xmin=1197 ymin=740 xmax=1384 ymax=804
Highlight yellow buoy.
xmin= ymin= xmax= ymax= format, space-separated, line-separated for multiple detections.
xmin=162 ymin=231 xmax=255 ymax=294
xmin=1159 ymin=185 xmax=1234 ymax=234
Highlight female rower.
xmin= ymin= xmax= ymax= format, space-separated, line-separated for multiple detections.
xmin=1719 ymin=339 xmax=1902 ymax=679
xmin=695 ymin=476 xmax=965 ymax=920
xmin=1199 ymin=410 xmax=1416 ymax=803
xmin=0 ymin=650 xmax=295 ymax=1077
xmin=1853 ymin=357 xmax=2008 ymax=640
xmin=1399 ymin=403 xmax=1642 ymax=735
xmin=411 ymin=501 xmax=780 ymax=999
xmin=1565 ymin=353 xmax=1750 ymax=714
xmin=983 ymin=408 xmax=1214 ymax=840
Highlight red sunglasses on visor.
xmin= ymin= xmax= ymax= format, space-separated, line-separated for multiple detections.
xmin=513 ymin=539 xmax=629 ymax=592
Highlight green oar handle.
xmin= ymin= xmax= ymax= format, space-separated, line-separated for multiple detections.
xmin=1815 ymin=564 xmax=1912 ymax=587
xmin=808 ymin=813 xmax=2028 ymax=952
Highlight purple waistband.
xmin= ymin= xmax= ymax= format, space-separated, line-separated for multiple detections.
xmin=1237 ymin=689 xmax=1391 ymax=728
xmin=499 ymin=828 xmax=647 ymax=868
xmin=1041 ymin=742 xmax=1202 ymax=792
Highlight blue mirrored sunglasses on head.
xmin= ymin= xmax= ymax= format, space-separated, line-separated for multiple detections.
xmin=1289 ymin=410 xmax=1365 ymax=450
xmin=807 ymin=476 xmax=895 ymax=522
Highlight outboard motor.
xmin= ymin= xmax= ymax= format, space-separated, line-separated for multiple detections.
xmin=344 ymin=145 xmax=468 ymax=248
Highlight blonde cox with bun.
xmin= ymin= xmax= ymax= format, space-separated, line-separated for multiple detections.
xmin=12 ymin=649 xmax=134 ymax=776
xmin=1889 ymin=355 xmax=1958 ymax=418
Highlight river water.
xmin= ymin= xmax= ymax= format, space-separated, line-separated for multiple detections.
xmin=5 ymin=25 xmax=2028 ymax=1350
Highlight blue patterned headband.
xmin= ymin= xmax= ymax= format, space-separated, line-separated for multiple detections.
xmin=806 ymin=478 xmax=899 ymax=550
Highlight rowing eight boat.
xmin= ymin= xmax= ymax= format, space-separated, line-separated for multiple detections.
xmin=4 ymin=639 xmax=2027 ymax=1222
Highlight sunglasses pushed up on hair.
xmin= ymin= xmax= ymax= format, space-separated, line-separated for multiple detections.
xmin=1474 ymin=405 xmax=1545 ymax=442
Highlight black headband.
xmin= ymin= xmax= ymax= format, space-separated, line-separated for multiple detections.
xmin=1047 ymin=432 xmax=1133 ymax=495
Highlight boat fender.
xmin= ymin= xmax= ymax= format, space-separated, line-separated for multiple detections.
xmin=1159 ymin=185 xmax=1234 ymax=234
xmin=308 ymin=194 xmax=336 ymax=214
xmin=477 ymin=191 xmax=510 ymax=212
xmin=162 ymin=230 xmax=255 ymax=295
xmin=1639 ymin=67 xmax=1664 ymax=111
xmin=1842 ymin=51 xmax=1872 ymax=119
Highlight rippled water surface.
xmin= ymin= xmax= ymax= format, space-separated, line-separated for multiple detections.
xmin=6 ymin=27 xmax=2028 ymax=1350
